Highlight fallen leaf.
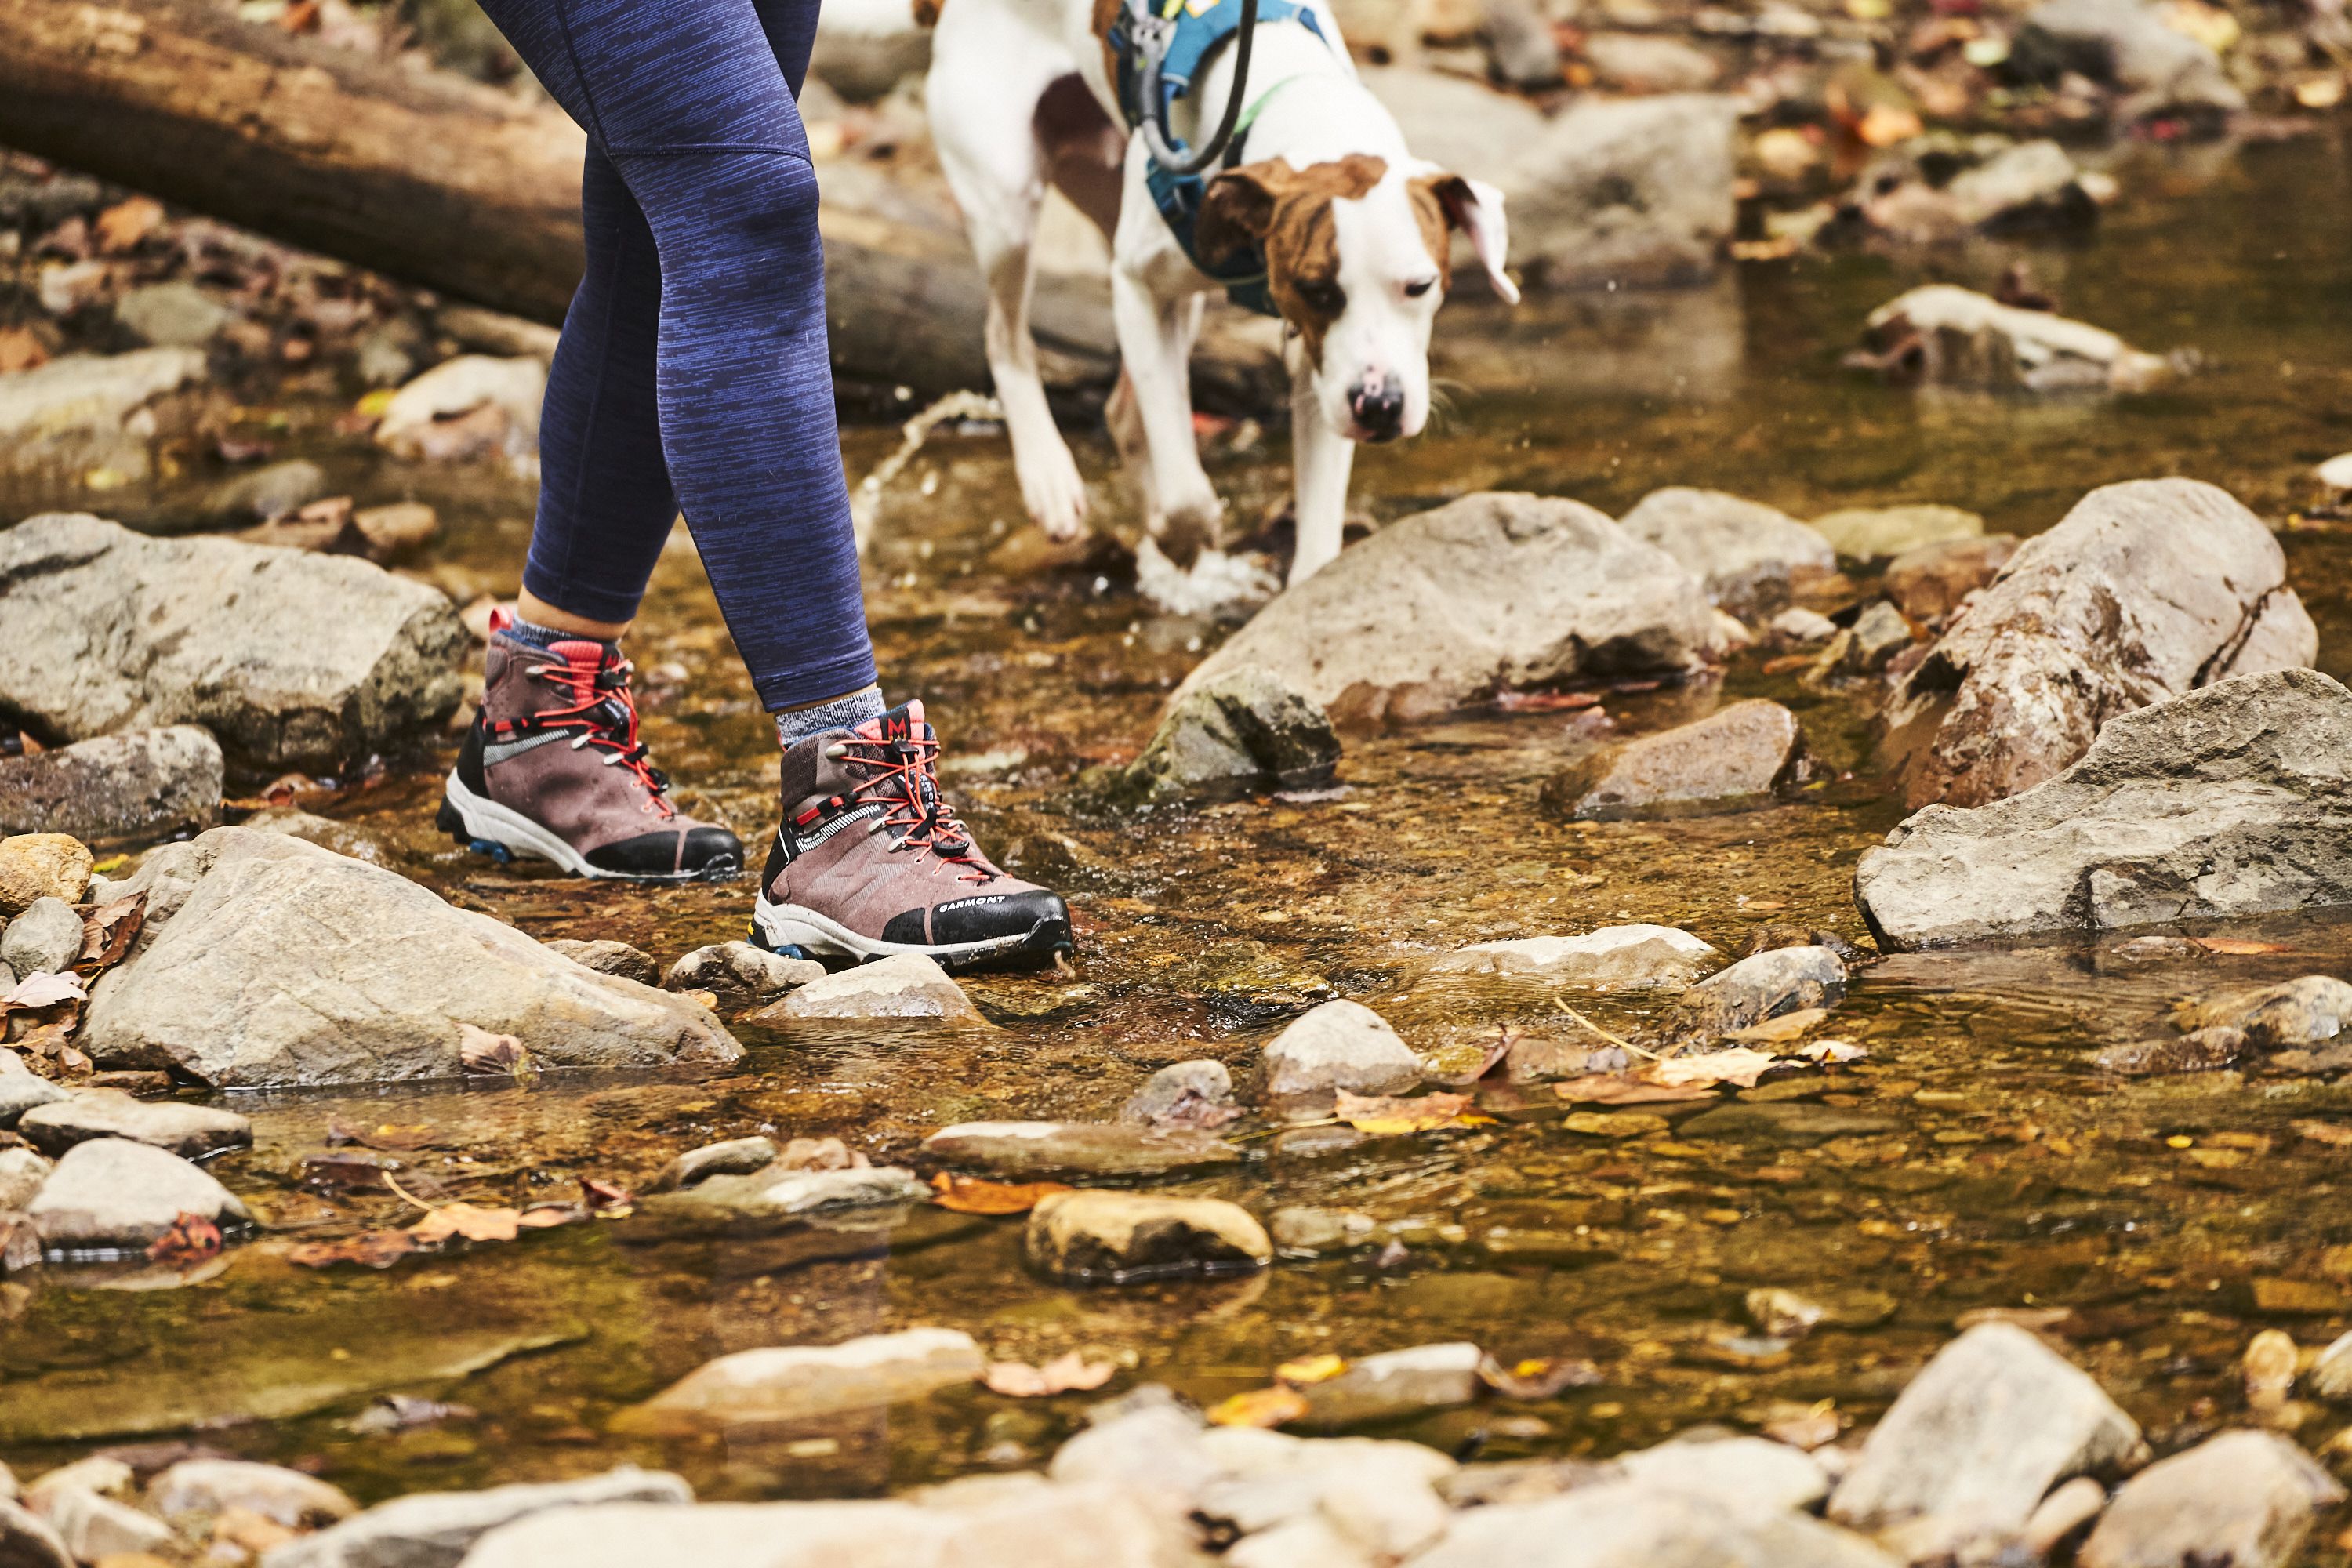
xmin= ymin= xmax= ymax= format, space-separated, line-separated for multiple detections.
xmin=76 ymin=893 xmax=146 ymax=977
xmin=1 ymin=971 xmax=86 ymax=1013
xmin=0 ymin=326 xmax=48 ymax=375
xmin=458 ymin=1023 xmax=530 ymax=1077
xmin=583 ymin=1178 xmax=633 ymax=1210
xmin=982 ymin=1352 xmax=1118 ymax=1397
xmin=409 ymin=1203 xmax=521 ymax=1243
xmin=2192 ymin=937 xmax=2291 ymax=956
xmin=1479 ymin=1354 xmax=1603 ymax=1399
xmin=1725 ymin=1009 xmax=1828 ymax=1044
xmin=146 ymin=1212 xmax=223 ymax=1268
xmin=92 ymin=197 xmax=164 ymax=254
xmin=1333 ymin=1088 xmax=1486 ymax=1134
xmin=1206 ymin=1386 xmax=1308 ymax=1428
xmin=1648 ymin=1047 xmax=1780 ymax=1090
xmin=517 ymin=1205 xmax=583 ymax=1229
xmin=286 ymin=1231 xmax=418 ymax=1269
xmin=930 ymin=1171 xmax=1072 ymax=1214
xmin=1275 ymin=1353 xmax=1349 ymax=1385
xmin=325 ymin=1120 xmax=441 ymax=1151
xmin=1552 ymin=1076 xmax=1713 ymax=1106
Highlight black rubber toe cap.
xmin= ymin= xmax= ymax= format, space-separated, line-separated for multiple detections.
xmin=586 ymin=826 xmax=744 ymax=881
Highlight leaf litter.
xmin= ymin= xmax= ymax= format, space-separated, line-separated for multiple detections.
xmin=931 ymin=1172 xmax=1072 ymax=1214
xmin=982 ymin=1352 xmax=1118 ymax=1397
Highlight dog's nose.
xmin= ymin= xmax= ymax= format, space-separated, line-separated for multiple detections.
xmin=1348 ymin=377 xmax=1405 ymax=441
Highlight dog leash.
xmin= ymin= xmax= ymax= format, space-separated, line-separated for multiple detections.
xmin=1127 ymin=0 xmax=1263 ymax=174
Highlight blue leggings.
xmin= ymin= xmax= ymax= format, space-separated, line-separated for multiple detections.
xmin=472 ymin=0 xmax=876 ymax=712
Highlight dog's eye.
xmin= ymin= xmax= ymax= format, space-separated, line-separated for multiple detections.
xmin=1403 ymin=277 xmax=1437 ymax=298
xmin=1295 ymin=279 xmax=1345 ymax=314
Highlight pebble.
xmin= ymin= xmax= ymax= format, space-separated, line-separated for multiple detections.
xmin=2095 ymin=1025 xmax=2247 ymax=1076
xmin=1542 ymin=700 xmax=1803 ymax=819
xmin=541 ymin=938 xmax=659 ymax=988
xmin=1026 ymin=1190 xmax=1272 ymax=1283
xmin=756 ymin=953 xmax=983 ymax=1023
xmin=1671 ymin=945 xmax=1847 ymax=1038
xmin=1120 ymin=1060 xmax=1236 ymax=1125
xmin=1259 ymin=1000 xmax=1421 ymax=1097
xmin=922 ymin=1120 xmax=1242 ymax=1179
xmin=0 ymin=837 xmax=92 ymax=919
xmin=661 ymin=942 xmax=822 ymax=1011
xmin=24 ymin=1137 xmax=253 ymax=1250
xmin=17 ymin=1089 xmax=252 ymax=1160
xmin=114 ymin=280 xmax=233 ymax=348
xmin=1884 ymin=534 xmax=2018 ymax=624
xmin=614 ymin=1330 xmax=984 ymax=1435
xmin=0 ymin=898 xmax=81 ymax=982
xmin=201 ymin=456 xmax=328 ymax=522
xmin=1430 ymin=925 xmax=1720 ymax=988
xmin=1293 ymin=1342 xmax=1484 ymax=1429
xmin=646 ymin=1136 xmax=779 ymax=1193
xmin=2173 ymin=976 xmax=2352 ymax=1047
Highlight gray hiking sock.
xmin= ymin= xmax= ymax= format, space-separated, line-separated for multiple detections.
xmin=506 ymin=615 xmax=617 ymax=656
xmin=775 ymin=684 xmax=887 ymax=747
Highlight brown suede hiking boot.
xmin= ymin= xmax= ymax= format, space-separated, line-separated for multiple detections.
xmin=750 ymin=700 xmax=1073 ymax=972
xmin=438 ymin=615 xmax=743 ymax=881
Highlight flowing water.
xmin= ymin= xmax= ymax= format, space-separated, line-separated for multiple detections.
xmin=13 ymin=129 xmax=2352 ymax=1530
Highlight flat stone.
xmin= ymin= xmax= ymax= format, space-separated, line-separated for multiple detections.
xmin=542 ymin=939 xmax=659 ymax=988
xmin=1195 ymin=1429 xmax=1455 ymax=1560
xmin=35 ymin=1486 xmax=175 ymax=1563
xmin=0 ymin=514 xmax=465 ymax=770
xmin=922 ymin=1120 xmax=1242 ymax=1179
xmin=0 ymin=1500 xmax=71 ymax=1568
xmin=0 ymin=1148 xmax=53 ymax=1208
xmin=18 ymin=1088 xmax=249 ymax=1159
xmin=1614 ymin=488 xmax=1832 ymax=614
xmin=1117 ymin=665 xmax=1341 ymax=804
xmin=1294 ymin=1342 xmax=1484 ymax=1430
xmin=1429 ymin=925 xmax=1719 ymax=989
xmin=1810 ymin=504 xmax=1985 ymax=564
xmin=201 ymin=458 xmax=330 ymax=522
xmin=613 ymin=1329 xmax=984 ymax=1436
xmin=1807 ymin=601 xmax=1915 ymax=683
xmin=1863 ymin=285 xmax=2171 ymax=394
xmin=81 ymin=829 xmax=739 ymax=1087
xmin=1616 ymin=1432 xmax=1830 ymax=1518
xmin=149 ymin=1459 xmax=357 ymax=1527
xmin=662 ymin=942 xmax=822 ymax=1011
xmin=1414 ymin=1477 xmax=1899 ymax=1567
xmin=1678 ymin=1102 xmax=1897 ymax=1146
xmin=262 ymin=1467 xmax=691 ymax=1568
xmin=115 ymin=280 xmax=234 ymax=348
xmin=1771 ymin=608 xmax=1837 ymax=646
xmin=1829 ymin=1321 xmax=2144 ymax=1536
xmin=636 ymin=1163 xmax=928 ymax=1232
xmin=1120 ymin=1060 xmax=1236 ymax=1125
xmin=1671 ymin=946 xmax=1846 ymax=1038
xmin=2021 ymin=0 xmax=2245 ymax=116
xmin=2095 ymin=1025 xmax=2248 ymax=1076
xmin=1884 ymin=535 xmax=2019 ymax=625
xmin=756 ymin=953 xmax=982 ymax=1023
xmin=1544 ymin=701 xmax=1802 ymax=820
xmin=24 ymin=1138 xmax=252 ymax=1250
xmin=1026 ymin=1190 xmax=1271 ymax=1283
xmin=1583 ymin=32 xmax=1722 ymax=90
xmin=0 ymin=726 xmax=223 ymax=847
xmin=2080 ymin=1430 xmax=2340 ymax=1568
xmin=0 ymin=349 xmax=214 ymax=495
xmin=0 ymin=898 xmax=81 ymax=981
xmin=0 ymin=837 xmax=92 ymax=917
xmin=2173 ymin=977 xmax=2352 ymax=1047
xmin=1857 ymin=671 xmax=2352 ymax=949
xmin=1261 ymin=1000 xmax=1421 ymax=1097
xmin=647 ymin=1137 xmax=780 ymax=1193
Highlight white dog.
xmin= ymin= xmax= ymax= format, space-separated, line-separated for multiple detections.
xmin=924 ymin=0 xmax=1517 ymax=593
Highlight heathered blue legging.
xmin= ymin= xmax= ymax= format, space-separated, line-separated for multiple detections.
xmin=471 ymin=0 xmax=877 ymax=712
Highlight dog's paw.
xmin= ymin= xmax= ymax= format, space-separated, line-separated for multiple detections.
xmin=1018 ymin=448 xmax=1090 ymax=542
xmin=1151 ymin=484 xmax=1227 ymax=564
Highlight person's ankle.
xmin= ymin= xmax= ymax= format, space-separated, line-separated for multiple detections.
xmin=775 ymin=684 xmax=887 ymax=747
xmin=503 ymin=614 xmax=616 ymax=655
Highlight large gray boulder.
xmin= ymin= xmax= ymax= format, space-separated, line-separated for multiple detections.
xmin=0 ymin=726 xmax=223 ymax=846
xmin=0 ymin=514 xmax=466 ymax=769
xmin=0 ymin=350 xmax=215 ymax=499
xmin=1177 ymin=493 xmax=1720 ymax=723
xmin=1881 ymin=479 xmax=2314 ymax=811
xmin=1857 ymin=670 xmax=2352 ymax=949
xmin=80 ymin=828 xmax=741 ymax=1087
xmin=1613 ymin=488 xmax=1833 ymax=614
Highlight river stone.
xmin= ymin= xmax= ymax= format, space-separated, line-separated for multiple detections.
xmin=260 ymin=1467 xmax=691 ymax=1568
xmin=114 ymin=280 xmax=233 ymax=349
xmin=373 ymin=354 xmax=545 ymax=462
xmin=1614 ymin=488 xmax=1833 ymax=615
xmin=2079 ymin=1431 xmax=2339 ymax=1568
xmin=201 ymin=457 xmax=331 ymax=523
xmin=1584 ymin=32 xmax=1722 ymax=90
xmin=755 ymin=953 xmax=982 ymax=1023
xmin=1856 ymin=670 xmax=2352 ymax=949
xmin=1174 ymin=493 xmax=1720 ymax=724
xmin=0 ymin=348 xmax=213 ymax=493
xmin=0 ymin=1148 xmax=53 ymax=1207
xmin=80 ymin=829 xmax=739 ymax=1087
xmin=2309 ymin=1330 xmax=2352 ymax=1400
xmin=0 ymin=898 xmax=81 ymax=981
xmin=1291 ymin=1342 xmax=1483 ymax=1430
xmin=1671 ymin=946 xmax=1846 ymax=1037
xmin=615 ymin=1329 xmax=984 ymax=1436
xmin=25 ymin=1138 xmax=253 ymax=1250
xmin=1543 ymin=701 xmax=1802 ymax=820
xmin=637 ymin=1163 xmax=928 ymax=1230
xmin=1415 ymin=1477 xmax=1899 ymax=1568
xmin=2172 ymin=976 xmax=2352 ymax=1047
xmin=1879 ymin=480 xmax=2314 ymax=812
xmin=1027 ymin=1190 xmax=1271 ymax=1283
xmin=1809 ymin=505 xmax=1985 ymax=565
xmin=2095 ymin=1025 xmax=2248 ymax=1075
xmin=1501 ymin=96 xmax=1738 ymax=289
xmin=0 ymin=726 xmax=223 ymax=847
xmin=150 ymin=1459 xmax=356 ymax=1527
xmin=0 ymin=514 xmax=466 ymax=770
xmin=0 ymin=1501 xmax=71 ymax=1568
xmin=1772 ymin=608 xmax=1838 ymax=647
xmin=542 ymin=938 xmax=659 ymax=988
xmin=647 ymin=1136 xmax=780 ymax=1193
xmin=1429 ymin=925 xmax=1719 ymax=988
xmin=0 ymin=837 xmax=92 ymax=917
xmin=1260 ymin=1000 xmax=1421 ymax=1096
xmin=18 ymin=1088 xmax=250 ymax=1160
xmin=1884 ymin=535 xmax=2018 ymax=625
xmin=1808 ymin=601 xmax=1915 ymax=684
xmin=1199 ymin=1438 xmax=1454 ymax=1563
xmin=662 ymin=942 xmax=822 ymax=1011
xmin=1863 ymin=285 xmax=2171 ymax=394
xmin=1829 ymin=1321 xmax=2143 ymax=1536
xmin=1120 ymin=1060 xmax=1236 ymax=1124
xmin=36 ymin=1486 xmax=175 ymax=1563
xmin=922 ymin=1121 xmax=1243 ymax=1179
xmin=1615 ymin=1432 xmax=1831 ymax=1519
xmin=2019 ymin=0 xmax=2245 ymax=117
xmin=1119 ymin=665 xmax=1340 ymax=804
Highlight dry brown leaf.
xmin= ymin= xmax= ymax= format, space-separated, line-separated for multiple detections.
xmin=583 ymin=1178 xmax=633 ymax=1210
xmin=1648 ymin=1047 xmax=1780 ymax=1090
xmin=93 ymin=197 xmax=164 ymax=254
xmin=1332 ymin=1088 xmax=1484 ymax=1134
xmin=1276 ymin=1353 xmax=1348 ymax=1385
xmin=982 ymin=1352 xmax=1118 ymax=1397
xmin=1552 ymin=1075 xmax=1712 ymax=1106
xmin=0 ymin=326 xmax=49 ymax=375
xmin=458 ymin=1023 xmax=529 ymax=1077
xmin=2193 ymin=937 xmax=2292 ymax=956
xmin=930 ymin=1171 xmax=1072 ymax=1214
xmin=77 ymin=893 xmax=146 ymax=977
xmin=287 ymin=1230 xmax=418 ymax=1269
xmin=1479 ymin=1354 xmax=1603 ymax=1399
xmin=410 ymin=1203 xmax=521 ymax=1243
xmin=1205 ymin=1386 xmax=1308 ymax=1428
xmin=2 ymin=971 xmax=86 ymax=1014
xmin=146 ymin=1212 xmax=223 ymax=1268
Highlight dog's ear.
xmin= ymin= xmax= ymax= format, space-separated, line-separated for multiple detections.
xmin=1409 ymin=169 xmax=1519 ymax=306
xmin=1196 ymin=159 xmax=1299 ymax=269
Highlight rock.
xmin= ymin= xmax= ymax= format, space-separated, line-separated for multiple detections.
xmin=1849 ymin=139 xmax=2096 ymax=243
xmin=2095 ymin=1025 xmax=2248 ymax=1075
xmin=0 ymin=898 xmax=82 ymax=980
xmin=2172 ymin=976 xmax=2352 ymax=1046
xmin=755 ymin=953 xmax=982 ymax=1023
xmin=1582 ymin=33 xmax=1722 ymax=91
xmin=24 ymin=1459 xmax=130 ymax=1512
xmin=636 ymin=1163 xmax=929 ymax=1230
xmin=2018 ymin=0 xmax=2245 ymax=118
xmin=434 ymin=306 xmax=561 ymax=361
xmin=1428 ymin=925 xmax=1720 ymax=989
xmin=614 ymin=1329 xmax=984 ymax=1435
xmin=202 ymin=458 xmax=330 ymax=522
xmin=25 ymin=1137 xmax=252 ymax=1250
xmin=1294 ymin=1342 xmax=1483 ymax=1429
xmin=34 ymin=1486 xmax=176 ymax=1562
xmin=1616 ymin=1432 xmax=1830 ymax=1518
xmin=1671 ymin=946 xmax=1846 ymax=1037
xmin=17 ymin=1088 xmax=252 ymax=1159
xmin=1828 ymin=1321 xmax=2144 ymax=1536
xmin=233 ymin=807 xmax=390 ymax=865
xmin=1861 ymin=285 xmax=2172 ymax=394
xmin=0 ymin=726 xmax=223 ymax=846
xmin=148 ymin=1459 xmax=356 ymax=1527
xmin=1883 ymin=535 xmax=2018 ymax=625
xmin=1856 ymin=671 xmax=2352 ymax=949
xmin=1194 ymin=1429 xmax=1455 ymax=1561
xmin=372 ymin=355 xmax=544 ymax=463
xmin=81 ymin=829 xmax=739 ymax=1087
xmin=2309 ymin=1330 xmax=2352 ymax=1400
xmin=543 ymin=939 xmax=659 ymax=987
xmin=647 ymin=1136 xmax=780 ymax=1193
xmin=1810 ymin=504 xmax=1985 ymax=565
xmin=0 ymin=348 xmax=213 ymax=494
xmin=0 ymin=835 xmax=92 ymax=916
xmin=260 ymin=1467 xmax=691 ymax=1568
xmin=808 ymin=27 xmax=931 ymax=101
xmin=2319 ymin=452 xmax=2352 ymax=492
xmin=1614 ymin=488 xmax=1832 ymax=614
xmin=0 ymin=1147 xmax=53 ymax=1207
xmin=1806 ymin=601 xmax=1916 ymax=685
xmin=1771 ymin=608 xmax=1838 ymax=646
xmin=661 ymin=942 xmax=822 ymax=1011
xmin=1120 ymin=1060 xmax=1236 ymax=1125
xmin=1415 ymin=1478 xmax=1899 ymax=1567
xmin=0 ymin=1501 xmax=71 ymax=1568
xmin=1117 ymin=666 xmax=1340 ymax=804
xmin=2079 ymin=1431 xmax=2339 ymax=1568
xmin=1051 ymin=1393 xmax=1221 ymax=1498
xmin=1881 ymin=481 xmax=2314 ymax=811
xmin=114 ymin=280 xmax=234 ymax=348
xmin=1174 ymin=492 xmax=1720 ymax=724
xmin=1260 ymin=1000 xmax=1421 ymax=1097
xmin=0 ymin=514 xmax=466 ymax=770
xmin=922 ymin=1121 xmax=1243 ymax=1179
xmin=1543 ymin=700 xmax=1802 ymax=820
xmin=1026 ymin=1190 xmax=1272 ymax=1283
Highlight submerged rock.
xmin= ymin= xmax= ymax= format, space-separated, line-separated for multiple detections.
xmin=1260 ymin=1000 xmax=1422 ymax=1096
xmin=1116 ymin=665 xmax=1341 ymax=804
xmin=1428 ymin=924 xmax=1720 ymax=989
xmin=1293 ymin=1342 xmax=1484 ymax=1430
xmin=81 ymin=829 xmax=739 ymax=1087
xmin=1857 ymin=671 xmax=2352 ymax=949
xmin=1671 ymin=946 xmax=1846 ymax=1037
xmin=1881 ymin=480 xmax=2316 ymax=811
xmin=0 ymin=836 xmax=93 ymax=916
xmin=755 ymin=953 xmax=982 ymax=1023
xmin=2095 ymin=1025 xmax=2249 ymax=1076
xmin=1884 ymin=535 xmax=2018 ymax=625
xmin=542 ymin=938 xmax=659 ymax=987
xmin=1542 ymin=700 xmax=1803 ymax=819
xmin=149 ymin=1458 xmax=356 ymax=1528
xmin=25 ymin=1138 xmax=253 ymax=1250
xmin=1860 ymin=285 xmax=2172 ymax=393
xmin=0 ymin=348 xmax=214 ymax=495
xmin=1026 ymin=1190 xmax=1271 ymax=1283
xmin=1810 ymin=504 xmax=1985 ymax=565
xmin=0 ymin=898 xmax=81 ymax=980
xmin=0 ymin=726 xmax=223 ymax=846
xmin=1120 ymin=1060 xmax=1237 ymax=1126
xmin=1175 ymin=492 xmax=1721 ymax=724
xmin=922 ymin=1121 xmax=1242 ymax=1179
xmin=1613 ymin=488 xmax=1833 ymax=615
xmin=2172 ymin=976 xmax=2352 ymax=1047
xmin=661 ymin=942 xmax=822 ymax=1011
xmin=17 ymin=1088 xmax=252 ymax=1160
xmin=0 ymin=514 xmax=466 ymax=770
xmin=1848 ymin=138 xmax=2097 ymax=243
xmin=115 ymin=280 xmax=234 ymax=349
xmin=2079 ymin=1430 xmax=2339 ymax=1568
xmin=647 ymin=1136 xmax=780 ymax=1193
xmin=263 ymin=1467 xmax=691 ymax=1568
xmin=636 ymin=1163 xmax=927 ymax=1231
xmin=615 ymin=1329 xmax=984 ymax=1434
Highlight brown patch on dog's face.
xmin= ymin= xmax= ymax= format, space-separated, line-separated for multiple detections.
xmin=1406 ymin=175 xmax=1461 ymax=292
xmin=1196 ymin=154 xmax=1389 ymax=364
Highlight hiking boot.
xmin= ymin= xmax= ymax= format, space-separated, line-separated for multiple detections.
xmin=437 ymin=615 xmax=743 ymax=881
xmin=750 ymin=700 xmax=1073 ymax=971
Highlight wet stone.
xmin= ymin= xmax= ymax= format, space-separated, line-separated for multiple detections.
xmin=35 ymin=1485 xmax=174 ymax=1563
xmin=17 ymin=1089 xmax=252 ymax=1160
xmin=636 ymin=1163 xmax=927 ymax=1231
xmin=1430 ymin=924 xmax=1719 ymax=989
xmin=1809 ymin=504 xmax=1985 ymax=565
xmin=200 ymin=456 xmax=329 ymax=522
xmin=1505 ymin=1035 xmax=1623 ymax=1083
xmin=0 ymin=350 xmax=214 ymax=495
xmin=1671 ymin=945 xmax=1846 ymax=1039
xmin=1260 ymin=1000 xmax=1421 ymax=1097
xmin=615 ymin=1330 xmax=983 ymax=1435
xmin=1119 ymin=1059 xmax=1236 ymax=1125
xmin=1770 ymin=607 xmax=1838 ymax=646
xmin=1884 ymin=535 xmax=2018 ymax=625
xmin=0 ymin=1501 xmax=71 ymax=1568
xmin=1807 ymin=601 xmax=1914 ymax=683
xmin=1542 ymin=701 xmax=1803 ymax=820
xmin=1117 ymin=664 xmax=1341 ymax=804
xmin=0 ymin=837 xmax=92 ymax=918
xmin=647 ymin=1136 xmax=779 ymax=1193
xmin=1863 ymin=285 xmax=2172 ymax=394
xmin=1293 ymin=1342 xmax=1484 ymax=1430
xmin=0 ymin=1147 xmax=53 ymax=1208
xmin=756 ymin=953 xmax=982 ymax=1023
xmin=147 ymin=1458 xmax=357 ymax=1527
xmin=264 ymin=1466 xmax=692 ymax=1568
xmin=1679 ymin=1102 xmax=1896 ymax=1147
xmin=114 ymin=279 xmax=234 ymax=348
xmin=1613 ymin=488 xmax=1833 ymax=615
xmin=661 ymin=942 xmax=822 ymax=1011
xmin=1615 ymin=1432 xmax=1830 ymax=1517
xmin=1416 ymin=1477 xmax=1899 ymax=1568
xmin=1026 ymin=1190 xmax=1272 ymax=1283
xmin=922 ymin=1121 xmax=1243 ymax=1179
xmin=0 ymin=898 xmax=82 ymax=982
xmin=542 ymin=938 xmax=659 ymax=988
xmin=2096 ymin=1025 xmax=2248 ymax=1076
xmin=2080 ymin=1430 xmax=2340 ymax=1568
xmin=0 ymin=726 xmax=223 ymax=847
xmin=24 ymin=1138 xmax=253 ymax=1250
xmin=2173 ymin=976 xmax=2352 ymax=1047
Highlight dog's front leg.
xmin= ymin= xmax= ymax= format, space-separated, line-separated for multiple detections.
xmin=1110 ymin=267 xmax=1223 ymax=564
xmin=1287 ymin=354 xmax=1357 ymax=587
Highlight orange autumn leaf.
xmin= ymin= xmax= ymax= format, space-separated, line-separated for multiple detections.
xmin=2193 ymin=937 xmax=2291 ymax=956
xmin=930 ymin=1171 xmax=1072 ymax=1215
xmin=982 ymin=1352 xmax=1118 ymax=1397
xmin=287 ymin=1230 xmax=418 ymax=1269
xmin=1206 ymin=1385 xmax=1308 ymax=1429
xmin=409 ymin=1203 xmax=521 ymax=1243
xmin=146 ymin=1212 xmax=223 ymax=1268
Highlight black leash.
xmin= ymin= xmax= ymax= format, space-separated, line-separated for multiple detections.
xmin=1132 ymin=0 xmax=1261 ymax=175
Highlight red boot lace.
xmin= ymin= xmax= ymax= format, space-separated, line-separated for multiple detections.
xmin=836 ymin=732 xmax=993 ymax=884
xmin=528 ymin=647 xmax=676 ymax=820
